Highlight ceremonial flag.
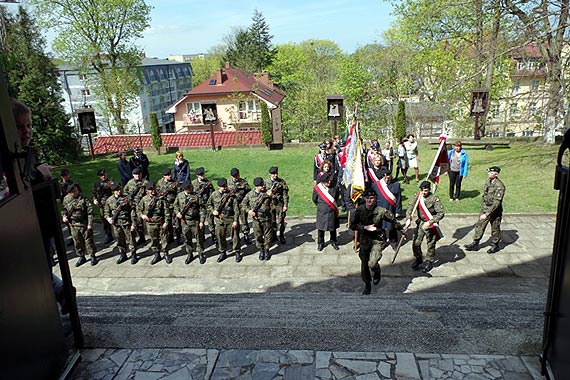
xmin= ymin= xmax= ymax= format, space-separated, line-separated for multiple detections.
xmin=427 ymin=133 xmax=450 ymax=190
xmin=342 ymin=122 xmax=366 ymax=202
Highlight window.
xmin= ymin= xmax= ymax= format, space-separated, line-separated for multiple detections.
xmin=82 ymin=89 xmax=90 ymax=96
xmin=531 ymin=80 xmax=540 ymax=93
xmin=238 ymin=99 xmax=260 ymax=120
xmin=529 ymin=102 xmax=537 ymax=116
xmin=491 ymin=104 xmax=500 ymax=118
xmin=185 ymin=102 xmax=202 ymax=124
xmin=509 ymin=103 xmax=519 ymax=116
xmin=512 ymin=81 xmax=521 ymax=94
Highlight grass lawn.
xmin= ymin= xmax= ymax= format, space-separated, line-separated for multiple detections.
xmin=59 ymin=141 xmax=559 ymax=217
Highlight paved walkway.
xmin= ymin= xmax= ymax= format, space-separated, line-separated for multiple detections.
xmin=61 ymin=214 xmax=554 ymax=379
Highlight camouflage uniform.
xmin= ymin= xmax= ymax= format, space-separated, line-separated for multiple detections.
xmin=242 ymin=189 xmax=273 ymax=253
xmin=230 ymin=176 xmax=252 ymax=237
xmin=92 ymin=177 xmax=114 ymax=239
xmin=266 ymin=176 xmax=289 ymax=241
xmin=406 ymin=192 xmax=445 ymax=261
xmin=173 ymin=189 xmax=205 ymax=261
xmin=124 ymin=177 xmax=149 ymax=241
xmin=156 ymin=177 xmax=178 ymax=241
xmin=104 ymin=193 xmax=137 ymax=262
xmin=207 ymin=189 xmax=241 ymax=253
xmin=62 ymin=192 xmax=97 ymax=261
xmin=138 ymin=192 xmax=171 ymax=262
xmin=192 ymin=177 xmax=215 ymax=242
xmin=473 ymin=177 xmax=506 ymax=244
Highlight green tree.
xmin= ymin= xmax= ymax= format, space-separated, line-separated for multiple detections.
xmin=149 ymin=112 xmax=162 ymax=154
xmin=224 ymin=9 xmax=276 ymax=72
xmin=1 ymin=6 xmax=79 ymax=164
xmin=394 ymin=100 xmax=407 ymax=141
xmin=190 ymin=47 xmax=225 ymax=86
xmin=30 ymin=0 xmax=152 ymax=135
xmin=260 ymin=101 xmax=272 ymax=145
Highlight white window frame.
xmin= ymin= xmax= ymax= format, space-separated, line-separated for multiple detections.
xmin=491 ymin=104 xmax=500 ymax=118
xmin=238 ymin=99 xmax=260 ymax=121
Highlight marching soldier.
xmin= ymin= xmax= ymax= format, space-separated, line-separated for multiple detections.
xmin=267 ymin=166 xmax=289 ymax=244
xmin=62 ymin=183 xmax=98 ymax=267
xmin=156 ymin=168 xmax=179 ymax=244
xmin=207 ymin=178 xmax=242 ymax=263
xmin=192 ymin=167 xmax=215 ymax=244
xmin=350 ymin=189 xmax=402 ymax=295
xmin=104 ymin=183 xmax=138 ymax=264
xmin=174 ymin=180 xmax=206 ymax=264
xmin=464 ymin=166 xmax=506 ymax=254
xmin=124 ymin=167 xmax=149 ymax=245
xmin=242 ymin=177 xmax=274 ymax=260
xmin=92 ymin=168 xmax=114 ymax=244
xmin=312 ymin=173 xmax=339 ymax=251
xmin=229 ymin=167 xmax=252 ymax=245
xmin=404 ymin=181 xmax=445 ymax=273
xmin=371 ymin=170 xmax=402 ymax=246
xmin=138 ymin=182 xmax=171 ymax=264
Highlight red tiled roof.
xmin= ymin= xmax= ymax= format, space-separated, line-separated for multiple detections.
xmin=92 ymin=131 xmax=262 ymax=155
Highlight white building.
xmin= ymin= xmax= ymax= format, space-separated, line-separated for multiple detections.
xmin=58 ymin=57 xmax=193 ymax=135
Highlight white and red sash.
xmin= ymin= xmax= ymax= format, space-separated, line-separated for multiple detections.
xmin=367 ymin=168 xmax=396 ymax=208
xmin=315 ymin=153 xmax=324 ymax=168
xmin=315 ymin=183 xmax=338 ymax=215
xmin=418 ymin=193 xmax=443 ymax=239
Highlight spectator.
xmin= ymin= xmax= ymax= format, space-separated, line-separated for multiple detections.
xmin=447 ymin=141 xmax=469 ymax=202
xmin=117 ymin=151 xmax=132 ymax=186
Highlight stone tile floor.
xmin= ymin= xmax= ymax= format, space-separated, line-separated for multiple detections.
xmin=70 ymin=348 xmax=545 ymax=380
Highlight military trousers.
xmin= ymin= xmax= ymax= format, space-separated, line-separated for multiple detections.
xmin=252 ymin=219 xmax=273 ymax=250
xmin=359 ymin=238 xmax=382 ymax=284
xmin=70 ymin=224 xmax=97 ymax=258
xmin=270 ymin=203 xmax=286 ymax=235
xmin=99 ymin=204 xmax=113 ymax=237
xmin=214 ymin=219 xmax=240 ymax=253
xmin=412 ymin=224 xmax=438 ymax=260
xmin=181 ymin=221 xmax=204 ymax=254
xmin=113 ymin=222 xmax=136 ymax=255
xmin=473 ymin=212 xmax=502 ymax=244
xmin=146 ymin=221 xmax=168 ymax=253
xmin=239 ymin=208 xmax=250 ymax=235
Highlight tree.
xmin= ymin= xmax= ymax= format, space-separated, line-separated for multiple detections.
xmin=30 ymin=0 xmax=152 ymax=135
xmin=0 ymin=6 xmax=79 ymax=164
xmin=223 ymin=9 xmax=276 ymax=72
xmin=149 ymin=112 xmax=162 ymax=154
xmin=394 ymin=101 xmax=407 ymax=140
xmin=260 ymin=101 xmax=272 ymax=145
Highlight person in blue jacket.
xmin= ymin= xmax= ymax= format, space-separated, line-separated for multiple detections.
xmin=447 ymin=140 xmax=469 ymax=202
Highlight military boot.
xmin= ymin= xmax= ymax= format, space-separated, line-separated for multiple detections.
xmin=198 ymin=252 xmax=206 ymax=264
xmin=330 ymin=241 xmax=339 ymax=250
xmin=265 ymin=249 xmax=271 ymax=261
xmin=185 ymin=252 xmax=194 ymax=265
xmin=75 ymin=256 xmax=87 ymax=267
xmin=317 ymin=242 xmax=324 ymax=252
xmin=243 ymin=234 xmax=252 ymax=245
xmin=235 ymin=250 xmax=242 ymax=263
xmin=487 ymin=243 xmax=500 ymax=254
xmin=104 ymin=234 xmax=114 ymax=244
xmin=164 ymin=251 xmax=172 ymax=264
xmin=116 ymin=252 xmax=128 ymax=264
xmin=279 ymin=233 xmax=286 ymax=244
xmin=90 ymin=256 xmax=99 ymax=266
xmin=362 ymin=283 xmax=372 ymax=295
xmin=130 ymin=252 xmax=139 ymax=265
xmin=464 ymin=240 xmax=480 ymax=251
xmin=411 ymin=257 xmax=423 ymax=271
xmin=372 ymin=267 xmax=381 ymax=285
xmin=259 ymin=249 xmax=265 ymax=261
xmin=217 ymin=251 xmax=227 ymax=263
xmin=422 ymin=260 xmax=434 ymax=273
xmin=151 ymin=252 xmax=161 ymax=265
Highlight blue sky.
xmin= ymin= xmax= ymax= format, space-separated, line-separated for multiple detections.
xmin=142 ymin=0 xmax=395 ymax=58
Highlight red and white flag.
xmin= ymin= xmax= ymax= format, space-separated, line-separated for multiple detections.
xmin=427 ymin=133 xmax=450 ymax=190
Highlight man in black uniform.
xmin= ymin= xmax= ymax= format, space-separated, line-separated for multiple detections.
xmin=92 ymin=168 xmax=114 ymax=244
xmin=129 ymin=147 xmax=150 ymax=180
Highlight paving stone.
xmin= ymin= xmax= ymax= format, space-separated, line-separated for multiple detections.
xmin=315 ymin=368 xmax=333 ymax=380
xmin=520 ymin=356 xmax=544 ymax=380
xmin=334 ymin=352 xmax=388 ymax=360
xmin=484 ymin=367 xmax=502 ymax=378
xmin=378 ymin=361 xmax=391 ymax=378
xmin=285 ymin=350 xmax=313 ymax=364
xmin=439 ymin=359 xmax=455 ymax=372
xmin=355 ymin=373 xmax=381 ymax=380
xmin=133 ymin=371 xmax=164 ymax=380
xmin=464 ymin=373 xmax=489 ymax=380
xmin=330 ymin=363 xmax=353 ymax=379
xmin=430 ymin=367 xmax=445 ymax=378
xmin=417 ymin=360 xmax=429 ymax=380
xmin=335 ymin=359 xmax=378 ymax=374
xmin=217 ymin=349 xmax=258 ymax=367
xmin=283 ymin=364 xmax=314 ymax=379
xmin=211 ymin=366 xmax=242 ymax=380
xmin=316 ymin=351 xmax=331 ymax=368
xmin=252 ymin=362 xmax=281 ymax=380
xmin=395 ymin=353 xmax=420 ymax=378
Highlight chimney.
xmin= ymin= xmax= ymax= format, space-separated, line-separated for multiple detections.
xmin=225 ymin=62 xmax=231 ymax=68
xmin=259 ymin=72 xmax=270 ymax=85
xmin=217 ymin=68 xmax=223 ymax=84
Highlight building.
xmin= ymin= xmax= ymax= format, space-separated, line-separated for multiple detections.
xmin=166 ymin=62 xmax=285 ymax=135
xmin=58 ymin=57 xmax=193 ymax=135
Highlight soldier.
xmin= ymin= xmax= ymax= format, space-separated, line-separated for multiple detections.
xmin=242 ymin=177 xmax=274 ymax=260
xmin=267 ymin=166 xmax=289 ymax=244
xmin=174 ymin=180 xmax=206 ymax=264
xmin=62 ymin=183 xmax=98 ymax=267
xmin=129 ymin=147 xmax=150 ymax=180
xmin=207 ymin=178 xmax=242 ymax=263
xmin=229 ymin=167 xmax=252 ymax=245
xmin=156 ymin=168 xmax=179 ymax=244
xmin=124 ymin=167 xmax=149 ymax=245
xmin=138 ymin=182 xmax=171 ymax=264
xmin=404 ymin=181 xmax=445 ymax=273
xmin=104 ymin=183 xmax=138 ymax=264
xmin=312 ymin=173 xmax=339 ymax=251
xmin=464 ymin=166 xmax=506 ymax=254
xmin=371 ymin=171 xmax=402 ymax=247
xmin=350 ymin=189 xmax=402 ymax=295
xmin=192 ymin=167 xmax=215 ymax=244
xmin=58 ymin=168 xmax=81 ymax=201
xmin=92 ymin=168 xmax=114 ymax=244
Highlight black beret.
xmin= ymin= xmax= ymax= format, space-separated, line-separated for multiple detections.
xmin=134 ymin=147 xmax=141 ymax=153
xmin=163 ymin=168 xmax=171 ymax=176
xmin=319 ymin=173 xmax=332 ymax=183
xmin=253 ymin=177 xmax=264 ymax=186
xmin=182 ymin=180 xmax=193 ymax=190
xmin=145 ymin=182 xmax=155 ymax=190
xmin=338 ymin=140 xmax=346 ymax=147
xmin=488 ymin=166 xmax=501 ymax=173
xmin=97 ymin=168 xmax=106 ymax=176
xmin=319 ymin=142 xmax=328 ymax=149
xmin=195 ymin=167 xmax=205 ymax=176
xmin=269 ymin=166 xmax=278 ymax=174
xmin=363 ymin=189 xmax=376 ymax=198
xmin=419 ymin=180 xmax=431 ymax=190
xmin=60 ymin=169 xmax=70 ymax=177
xmin=132 ymin=167 xmax=141 ymax=174
xmin=110 ymin=182 xmax=121 ymax=191
xmin=230 ymin=168 xmax=239 ymax=177
xmin=66 ymin=182 xmax=77 ymax=193
xmin=217 ymin=178 xmax=227 ymax=187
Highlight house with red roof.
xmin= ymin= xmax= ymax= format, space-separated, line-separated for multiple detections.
xmin=166 ymin=63 xmax=285 ymax=140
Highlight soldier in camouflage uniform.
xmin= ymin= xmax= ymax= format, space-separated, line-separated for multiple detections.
xmin=192 ymin=167 xmax=215 ymax=244
xmin=58 ymin=168 xmax=81 ymax=202
xmin=124 ymin=167 xmax=149 ymax=245
xmin=229 ymin=167 xmax=252 ymax=245
xmin=156 ymin=168 xmax=179 ymax=244
xmin=464 ymin=166 xmax=506 ymax=254
xmin=138 ymin=182 xmax=172 ymax=265
xmin=207 ymin=178 xmax=242 ymax=263
xmin=404 ymin=181 xmax=445 ymax=273
xmin=242 ymin=177 xmax=274 ymax=260
xmin=350 ymin=189 xmax=402 ymax=295
xmin=62 ymin=183 xmax=98 ymax=267
xmin=104 ymin=183 xmax=138 ymax=264
xmin=174 ymin=180 xmax=206 ymax=264
xmin=92 ymin=168 xmax=114 ymax=244
xmin=266 ymin=166 xmax=289 ymax=244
